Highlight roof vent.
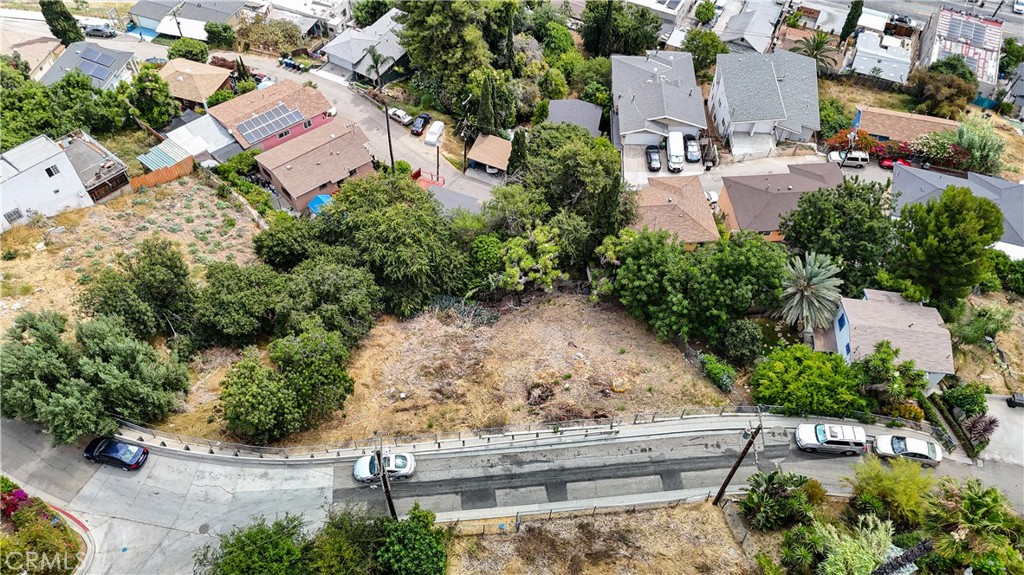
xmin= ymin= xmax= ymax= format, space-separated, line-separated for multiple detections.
xmin=667 ymin=197 xmax=673 ymax=203
xmin=330 ymin=133 xmax=336 ymax=138
xmin=788 ymin=185 xmax=793 ymax=190
xmin=286 ymin=165 xmax=293 ymax=170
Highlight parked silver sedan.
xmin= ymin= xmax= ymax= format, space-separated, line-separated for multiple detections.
xmin=353 ymin=452 xmax=416 ymax=483
xmin=874 ymin=435 xmax=943 ymax=467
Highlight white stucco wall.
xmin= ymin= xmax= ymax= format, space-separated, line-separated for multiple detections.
xmin=1 ymin=153 xmax=92 ymax=232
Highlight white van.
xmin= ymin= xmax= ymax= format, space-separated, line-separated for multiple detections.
xmin=1014 ymin=0 xmax=1024 ymax=14
xmin=827 ymin=149 xmax=869 ymax=168
xmin=666 ymin=132 xmax=685 ymax=172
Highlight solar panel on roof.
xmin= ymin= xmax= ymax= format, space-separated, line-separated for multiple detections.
xmin=79 ymin=61 xmax=98 ymax=76
xmin=96 ymin=53 xmax=115 ymax=67
xmin=270 ymin=118 xmax=285 ymax=131
xmin=81 ymin=47 xmax=102 ymax=62
xmin=239 ymin=120 xmax=254 ymax=132
xmin=285 ymin=111 xmax=303 ymax=125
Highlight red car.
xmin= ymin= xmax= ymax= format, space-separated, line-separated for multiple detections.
xmin=879 ymin=157 xmax=911 ymax=169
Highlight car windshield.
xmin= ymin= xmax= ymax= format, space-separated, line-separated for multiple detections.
xmin=369 ymin=457 xmax=378 ymax=475
xmin=891 ymin=437 xmax=908 ymax=454
xmin=814 ymin=424 xmax=826 ymax=443
xmin=393 ymin=455 xmax=408 ymax=469
xmin=927 ymin=442 xmax=937 ymax=459
xmin=102 ymin=441 xmax=141 ymax=463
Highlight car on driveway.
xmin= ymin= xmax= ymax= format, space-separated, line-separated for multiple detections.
xmin=684 ymin=134 xmax=701 ymax=163
xmin=423 ymin=120 xmax=445 ymax=146
xmin=84 ymin=25 xmax=116 ymax=37
xmin=645 ymin=145 xmax=661 ymax=171
xmin=827 ymin=150 xmax=869 ymax=168
xmin=353 ymin=452 xmax=416 ymax=483
xmin=795 ymin=423 xmax=868 ymax=455
xmin=874 ymin=435 xmax=942 ymax=467
xmin=84 ymin=438 xmax=149 ymax=470
xmin=388 ymin=108 xmax=414 ymax=126
xmin=1007 ymin=392 xmax=1024 ymax=408
xmin=411 ymin=113 xmax=431 ymax=136
xmin=879 ymin=157 xmax=911 ymax=170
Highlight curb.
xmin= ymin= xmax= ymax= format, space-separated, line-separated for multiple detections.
xmin=48 ymin=503 xmax=96 ymax=575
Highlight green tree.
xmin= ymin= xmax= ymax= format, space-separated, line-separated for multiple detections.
xmin=791 ymin=30 xmax=838 ymax=73
xmin=125 ymin=67 xmax=181 ymax=128
xmin=843 ymin=455 xmax=934 ymax=530
xmin=206 ymin=89 xmax=235 ymax=107
xmin=0 ymin=311 xmax=189 ymax=445
xmin=194 ymin=514 xmax=307 ymax=575
xmin=195 ymin=263 xmax=285 ymax=346
xmin=483 ymin=183 xmax=550 ymax=236
xmin=923 ymin=478 xmax=1024 ymax=572
xmin=306 ymin=509 xmax=386 ymax=575
xmin=695 ymin=0 xmax=715 ymax=24
xmin=375 ymin=504 xmax=448 ymax=575
xmin=818 ymin=97 xmax=851 ymax=139
xmin=840 ymin=0 xmax=863 ymax=42
xmin=779 ymin=178 xmax=896 ymax=297
xmin=548 ymin=208 xmax=592 ymax=272
xmin=167 ymin=37 xmax=209 ymax=63
xmin=1000 ymin=38 xmax=1024 ymax=75
xmin=476 ymin=73 xmax=498 ymax=135
xmin=0 ymin=53 xmax=30 ymax=77
xmin=500 ymin=224 xmax=567 ymax=292
xmin=78 ymin=269 xmax=158 ymax=339
xmin=580 ymin=0 xmax=618 ymax=57
xmin=539 ymin=66 xmax=568 ymax=99
xmin=234 ymin=78 xmax=256 ymax=94
xmin=352 ymin=0 xmax=392 ymax=27
xmin=204 ymin=22 xmax=236 ymax=49
xmin=220 ymin=349 xmax=301 ymax=444
xmin=682 ymin=28 xmax=729 ymax=75
xmin=777 ymin=252 xmax=844 ymax=331
xmin=269 ymin=327 xmax=355 ymax=424
xmin=364 ymin=44 xmax=396 ymax=172
xmin=507 ymin=129 xmax=527 ymax=176
xmin=580 ymin=0 xmax=659 ymax=57
xmin=276 ymin=254 xmax=381 ymax=344
xmin=581 ymin=81 xmax=611 ymax=108
xmin=254 ymin=215 xmax=323 ymax=270
xmin=889 ymin=186 xmax=1004 ymax=318
xmin=617 ymin=4 xmax=661 ymax=55
xmin=855 ymin=340 xmax=927 ymax=407
xmin=542 ymin=21 xmax=574 ymax=57
xmin=907 ymin=69 xmax=976 ymax=119
xmin=928 ymin=54 xmax=977 ymax=84
xmin=395 ymin=0 xmax=492 ymax=86
xmin=751 ymin=344 xmax=866 ymax=418
xmin=469 ymin=233 xmax=505 ymax=289
xmin=40 ymin=0 xmax=83 ymax=46
xmin=712 ymin=319 xmax=764 ymax=367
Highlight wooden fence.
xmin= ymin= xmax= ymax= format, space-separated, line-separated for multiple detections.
xmin=129 ymin=157 xmax=194 ymax=191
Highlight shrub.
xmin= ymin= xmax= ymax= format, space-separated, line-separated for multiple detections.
xmin=942 ymin=381 xmax=989 ymax=418
xmin=740 ymin=470 xmax=812 ymax=531
xmin=0 ymin=475 xmax=20 ymax=494
xmin=950 ymin=304 xmax=1014 ymax=346
xmin=711 ymin=319 xmax=764 ymax=367
xmin=751 ymin=344 xmax=866 ymax=417
xmin=886 ymin=402 xmax=925 ymax=422
xmin=167 ymin=37 xmax=209 ymax=63
xmin=1 ymin=248 xmax=17 ymax=260
xmin=755 ymin=552 xmax=786 ymax=575
xmin=963 ymin=413 xmax=999 ymax=443
xmin=842 ymin=456 xmax=934 ymax=530
xmin=698 ymin=352 xmax=736 ymax=392
xmin=799 ymin=478 xmax=828 ymax=506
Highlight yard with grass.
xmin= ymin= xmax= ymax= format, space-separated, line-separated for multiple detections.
xmin=97 ymin=129 xmax=161 ymax=178
xmin=818 ymin=77 xmax=917 ymax=115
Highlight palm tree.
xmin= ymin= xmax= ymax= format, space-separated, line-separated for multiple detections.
xmin=791 ymin=31 xmax=839 ymax=73
xmin=364 ymin=45 xmax=395 ymax=173
xmin=924 ymin=478 xmax=1020 ymax=564
xmin=778 ymin=252 xmax=844 ymax=331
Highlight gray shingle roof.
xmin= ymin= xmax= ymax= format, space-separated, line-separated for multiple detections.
xmin=39 ymin=41 xmax=133 ymax=89
xmin=546 ymin=99 xmax=603 ymax=137
xmin=128 ymin=0 xmax=178 ymax=21
xmin=177 ymin=0 xmax=245 ymax=22
xmin=721 ymin=4 xmax=781 ymax=53
xmin=611 ymin=51 xmax=706 ymax=138
xmin=721 ymin=163 xmax=843 ymax=232
xmin=892 ymin=165 xmax=1024 ymax=247
xmin=321 ymin=8 xmax=405 ymax=78
xmin=715 ymin=51 xmax=820 ymax=132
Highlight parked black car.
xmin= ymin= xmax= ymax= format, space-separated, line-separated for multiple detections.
xmin=84 ymin=438 xmax=149 ymax=471
xmin=84 ymin=25 xmax=116 ymax=38
xmin=1007 ymin=392 xmax=1024 ymax=408
xmin=645 ymin=145 xmax=661 ymax=172
xmin=411 ymin=113 xmax=431 ymax=136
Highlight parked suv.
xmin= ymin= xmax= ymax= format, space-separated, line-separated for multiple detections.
xmin=795 ymin=423 xmax=868 ymax=455
xmin=827 ymin=150 xmax=869 ymax=168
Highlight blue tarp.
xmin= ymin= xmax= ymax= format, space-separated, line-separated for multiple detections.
xmin=308 ymin=194 xmax=333 ymax=215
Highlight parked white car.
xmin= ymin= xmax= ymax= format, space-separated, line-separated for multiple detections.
xmin=388 ymin=108 xmax=414 ymax=126
xmin=795 ymin=423 xmax=868 ymax=456
xmin=874 ymin=435 xmax=943 ymax=467
xmin=353 ymin=452 xmax=416 ymax=483
xmin=423 ymin=120 xmax=445 ymax=146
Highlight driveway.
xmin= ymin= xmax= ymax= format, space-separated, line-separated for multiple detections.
xmin=698 ymin=154 xmax=829 ymax=193
xmin=623 ymin=145 xmax=703 ymax=187
xmin=979 ymin=395 xmax=1024 ymax=466
xmin=837 ymin=161 xmax=894 ymax=187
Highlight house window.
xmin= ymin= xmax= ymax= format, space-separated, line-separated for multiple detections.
xmin=303 ymin=119 xmax=313 ymax=129
xmin=278 ymin=129 xmax=291 ymax=139
xmin=45 ymin=165 xmax=60 ymax=177
xmin=4 ymin=208 xmax=24 ymax=224
xmin=845 ymin=343 xmax=851 ymax=355
xmin=349 ymin=168 xmax=357 ymax=176
xmin=837 ymin=313 xmax=846 ymax=330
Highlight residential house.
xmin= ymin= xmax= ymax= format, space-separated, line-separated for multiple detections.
xmin=40 ymin=42 xmax=136 ymax=90
xmin=794 ymin=1 xmax=849 ymax=34
xmin=892 ymin=165 xmax=1024 ymax=260
xmin=851 ymin=31 xmax=912 ymax=84
xmin=634 ymin=176 xmax=719 ymax=249
xmin=466 ymin=134 xmax=512 ymax=175
xmin=813 ymin=289 xmax=955 ymax=390
xmin=158 ymin=58 xmax=231 ymax=109
xmin=1010 ymin=63 xmax=1024 ymax=115
xmin=919 ymin=7 xmax=1003 ymax=95
xmin=1 ymin=132 xmax=128 ymax=231
xmin=128 ymin=0 xmax=247 ymax=41
xmin=852 ymin=106 xmax=959 ymax=143
xmin=268 ymin=0 xmax=353 ymax=36
xmin=717 ymin=163 xmax=842 ymax=240
xmin=610 ymin=51 xmax=706 ymax=150
xmin=773 ymin=24 xmax=816 ymax=53
xmin=721 ymin=2 xmax=781 ymax=54
xmin=622 ymin=0 xmax=688 ymax=24
xmin=207 ymin=80 xmax=334 ymax=152
xmin=856 ymin=7 xmax=890 ymax=34
xmin=254 ymin=122 xmax=373 ymax=212
xmin=709 ymin=51 xmax=820 ymax=157
xmin=165 ymin=114 xmax=243 ymax=163
xmin=320 ymin=8 xmax=407 ymax=83
xmin=1 ymin=19 xmax=63 ymax=81
xmin=546 ymin=99 xmax=603 ymax=138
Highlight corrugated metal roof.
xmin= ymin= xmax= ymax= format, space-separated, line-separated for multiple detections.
xmin=138 ymin=139 xmax=191 ymax=171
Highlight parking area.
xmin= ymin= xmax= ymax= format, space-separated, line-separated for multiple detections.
xmin=622 ymin=145 xmax=704 ymax=187
xmin=837 ymin=159 xmax=894 ymax=186
xmin=979 ymin=395 xmax=1024 ymax=466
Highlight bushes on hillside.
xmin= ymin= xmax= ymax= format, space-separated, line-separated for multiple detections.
xmin=699 ymin=353 xmax=735 ymax=393
xmin=751 ymin=344 xmax=866 ymax=418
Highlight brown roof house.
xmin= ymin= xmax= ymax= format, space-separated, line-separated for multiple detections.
xmin=467 ymin=134 xmax=512 ymax=174
xmin=854 ymin=107 xmax=959 ymax=143
xmin=717 ymin=163 xmax=842 ymax=241
xmin=207 ymin=79 xmax=334 ymax=151
xmin=0 ymin=19 xmax=63 ymax=81
xmin=634 ymin=176 xmax=719 ymax=249
xmin=158 ymin=58 xmax=231 ymax=109
xmin=813 ymin=289 xmax=954 ymax=392
xmin=254 ymin=122 xmax=373 ymax=213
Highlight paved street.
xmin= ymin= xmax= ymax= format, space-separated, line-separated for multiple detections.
xmin=3 ymin=414 xmax=1022 ymax=574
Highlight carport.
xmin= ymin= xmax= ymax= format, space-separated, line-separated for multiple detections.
xmin=466 ymin=134 xmax=511 ymax=175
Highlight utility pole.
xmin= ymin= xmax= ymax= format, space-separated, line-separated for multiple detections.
xmin=376 ymin=449 xmax=398 ymax=520
xmin=992 ymin=0 xmax=1005 ymax=16
xmin=712 ymin=424 xmax=762 ymax=506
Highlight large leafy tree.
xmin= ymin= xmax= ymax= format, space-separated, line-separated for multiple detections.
xmin=779 ymin=178 xmax=895 ymax=297
xmin=682 ymin=28 xmax=729 ymax=75
xmin=204 ymin=22 xmax=236 ymax=49
xmin=276 ymin=253 xmax=381 ymax=344
xmin=791 ymin=31 xmax=838 ymax=73
xmin=839 ymin=0 xmax=863 ymax=42
xmin=580 ymin=0 xmax=659 ymax=57
xmin=1001 ymin=38 xmax=1024 ymax=75
xmin=499 ymin=223 xmax=566 ymax=292
xmin=0 ymin=312 xmax=189 ymax=445
xmin=482 ymin=183 xmax=550 ymax=236
xmin=907 ymin=69 xmax=976 ymax=119
xmin=40 ymin=0 xmax=83 ymax=46
xmin=253 ymin=215 xmax=323 ymax=270
xmin=124 ymin=67 xmax=181 ymax=129
xmin=194 ymin=262 xmax=285 ymax=346
xmin=306 ymin=509 xmax=387 ymax=575
xmin=887 ymin=186 xmax=1004 ymax=319
xmin=194 ymin=514 xmax=307 ymax=575
xmin=220 ymin=349 xmax=302 ymax=444
xmin=923 ymin=478 xmax=1024 ymax=572
xmin=269 ymin=328 xmax=355 ymax=424
xmin=167 ymin=37 xmax=209 ymax=63
xmin=395 ymin=0 xmax=492 ymax=86
xmin=376 ymin=504 xmax=448 ymax=575
xmin=352 ymin=0 xmax=392 ymax=27
xmin=927 ymin=54 xmax=977 ymax=84
xmin=751 ymin=344 xmax=866 ymax=418
xmin=777 ymin=252 xmax=843 ymax=330
xmin=695 ymin=0 xmax=715 ymax=24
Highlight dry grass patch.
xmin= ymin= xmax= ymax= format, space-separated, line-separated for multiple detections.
xmin=98 ymin=129 xmax=162 ymax=179
xmin=448 ymin=502 xmax=752 ymax=575
xmin=954 ymin=291 xmax=1024 ymax=395
xmin=818 ymin=78 xmax=917 ymax=114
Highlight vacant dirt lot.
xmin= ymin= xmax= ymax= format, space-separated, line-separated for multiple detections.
xmin=448 ymin=502 xmax=751 ymax=575
xmin=0 ymin=176 xmax=261 ymax=333
xmin=954 ymin=292 xmax=1024 ymax=395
